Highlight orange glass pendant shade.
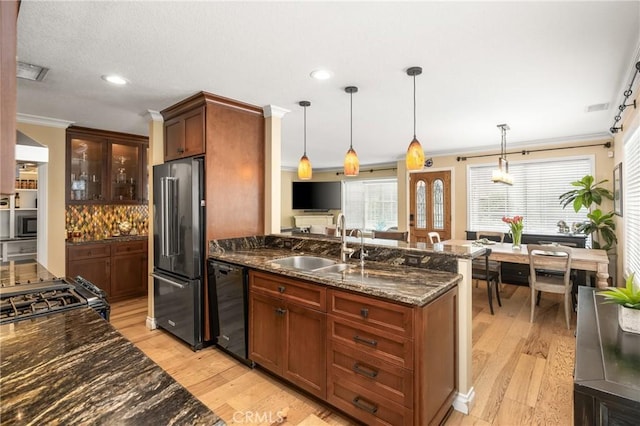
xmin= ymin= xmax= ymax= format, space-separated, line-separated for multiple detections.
xmin=406 ymin=137 xmax=425 ymax=170
xmin=298 ymin=154 xmax=312 ymax=180
xmin=344 ymin=147 xmax=359 ymax=176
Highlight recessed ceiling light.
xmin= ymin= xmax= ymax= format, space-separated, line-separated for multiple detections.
xmin=102 ymin=74 xmax=128 ymax=85
xmin=310 ymin=69 xmax=333 ymax=80
xmin=17 ymin=61 xmax=49 ymax=81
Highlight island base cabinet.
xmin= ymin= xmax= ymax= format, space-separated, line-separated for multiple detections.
xmin=248 ymin=292 xmax=282 ymax=373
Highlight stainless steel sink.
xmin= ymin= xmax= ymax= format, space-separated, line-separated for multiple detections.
xmin=314 ymin=263 xmax=351 ymax=273
xmin=270 ymin=255 xmax=337 ymax=271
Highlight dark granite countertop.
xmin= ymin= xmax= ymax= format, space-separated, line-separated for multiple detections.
xmin=209 ymin=237 xmax=463 ymax=306
xmin=66 ymin=235 xmax=149 ymax=246
xmin=0 ymin=259 xmax=59 ymax=287
xmin=0 ymin=308 xmax=223 ymax=425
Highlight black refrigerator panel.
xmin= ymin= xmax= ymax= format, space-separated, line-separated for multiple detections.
xmin=153 ymin=157 xmax=204 ymax=280
xmin=153 ymin=270 xmax=203 ymax=350
xmin=208 ymin=260 xmax=252 ymax=365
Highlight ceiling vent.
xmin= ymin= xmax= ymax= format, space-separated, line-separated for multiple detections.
xmin=586 ymin=103 xmax=609 ymax=112
xmin=17 ymin=61 xmax=49 ymax=81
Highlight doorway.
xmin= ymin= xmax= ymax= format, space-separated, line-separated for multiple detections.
xmin=409 ymin=170 xmax=451 ymax=242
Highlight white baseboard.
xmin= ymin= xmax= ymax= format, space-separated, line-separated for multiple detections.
xmin=146 ymin=316 xmax=157 ymax=330
xmin=452 ymin=387 xmax=476 ymax=414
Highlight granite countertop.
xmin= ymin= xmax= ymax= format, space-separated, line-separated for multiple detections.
xmin=210 ymin=246 xmax=462 ymax=306
xmin=0 ymin=308 xmax=224 ymax=425
xmin=66 ymin=235 xmax=149 ymax=246
xmin=0 ymin=259 xmax=59 ymax=286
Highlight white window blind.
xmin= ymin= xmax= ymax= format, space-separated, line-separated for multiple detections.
xmin=343 ymin=179 xmax=398 ymax=231
xmin=468 ymin=157 xmax=592 ymax=235
xmin=625 ymin=127 xmax=640 ymax=280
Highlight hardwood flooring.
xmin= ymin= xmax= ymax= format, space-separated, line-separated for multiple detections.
xmin=110 ymin=283 xmax=575 ymax=425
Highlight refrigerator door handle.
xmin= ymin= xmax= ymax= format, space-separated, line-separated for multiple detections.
xmin=161 ymin=176 xmax=179 ymax=257
xmin=152 ymin=273 xmax=188 ymax=289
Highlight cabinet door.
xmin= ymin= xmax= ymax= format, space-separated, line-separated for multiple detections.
xmin=283 ymin=302 xmax=326 ymax=398
xmin=67 ymin=135 xmax=107 ymax=203
xmin=68 ymin=257 xmax=111 ymax=296
xmin=110 ymin=251 xmax=148 ymax=302
xmin=164 ymin=116 xmax=184 ymax=161
xmin=249 ymin=291 xmax=283 ymax=374
xmin=182 ymin=107 xmax=205 ymax=157
xmin=110 ymin=142 xmax=143 ymax=203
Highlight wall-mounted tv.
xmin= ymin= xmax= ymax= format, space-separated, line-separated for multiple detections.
xmin=292 ymin=181 xmax=342 ymax=211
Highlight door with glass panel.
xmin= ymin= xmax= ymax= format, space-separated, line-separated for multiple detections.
xmin=409 ymin=171 xmax=451 ymax=242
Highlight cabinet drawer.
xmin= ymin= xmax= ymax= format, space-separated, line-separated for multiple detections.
xmin=328 ymin=316 xmax=413 ymax=369
xmin=328 ymin=289 xmax=413 ymax=337
xmin=328 ymin=375 xmax=413 ymax=426
xmin=250 ymin=271 xmax=326 ymax=311
xmin=112 ymin=240 xmax=147 ymax=255
xmin=67 ymin=243 xmax=110 ymax=260
xmin=328 ymin=340 xmax=413 ymax=408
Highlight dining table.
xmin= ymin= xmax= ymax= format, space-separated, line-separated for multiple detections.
xmin=442 ymin=240 xmax=610 ymax=288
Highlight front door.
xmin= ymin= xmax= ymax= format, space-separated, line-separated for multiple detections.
xmin=409 ymin=170 xmax=452 ymax=243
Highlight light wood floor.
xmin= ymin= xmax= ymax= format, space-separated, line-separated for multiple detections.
xmin=110 ymin=283 xmax=575 ymax=425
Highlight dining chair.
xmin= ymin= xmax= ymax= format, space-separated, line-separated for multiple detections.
xmin=473 ymin=231 xmax=504 ymax=290
xmin=371 ymin=230 xmax=409 ymax=242
xmin=527 ymin=244 xmax=573 ymax=329
xmin=427 ymin=231 xmax=441 ymax=243
xmin=471 ymin=248 xmax=501 ymax=315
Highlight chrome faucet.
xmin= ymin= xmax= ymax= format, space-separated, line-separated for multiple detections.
xmin=337 ymin=213 xmax=354 ymax=262
xmin=358 ymin=229 xmax=368 ymax=268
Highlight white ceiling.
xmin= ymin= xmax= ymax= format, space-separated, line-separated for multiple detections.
xmin=16 ymin=1 xmax=640 ymax=170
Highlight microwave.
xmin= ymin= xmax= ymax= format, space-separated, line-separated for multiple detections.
xmin=17 ymin=215 xmax=37 ymax=237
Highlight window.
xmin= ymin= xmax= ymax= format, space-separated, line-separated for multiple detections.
xmin=343 ymin=178 xmax=398 ymax=231
xmin=468 ymin=156 xmax=593 ymax=235
xmin=625 ymin=126 xmax=640 ymax=279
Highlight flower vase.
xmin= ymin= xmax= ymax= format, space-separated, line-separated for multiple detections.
xmin=512 ymin=230 xmax=522 ymax=250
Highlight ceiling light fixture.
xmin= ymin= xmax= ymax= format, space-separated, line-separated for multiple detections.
xmin=17 ymin=61 xmax=49 ymax=81
xmin=406 ymin=66 xmax=425 ymax=171
xmin=492 ymin=124 xmax=514 ymax=185
xmin=297 ymin=101 xmax=312 ymax=180
xmin=102 ymin=74 xmax=128 ymax=85
xmin=344 ymin=86 xmax=359 ymax=177
xmin=310 ymin=69 xmax=332 ymax=80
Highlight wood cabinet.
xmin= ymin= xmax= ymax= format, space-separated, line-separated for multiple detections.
xmin=66 ymin=126 xmax=148 ymax=205
xmin=248 ymin=269 xmax=458 ymax=426
xmin=163 ymin=107 xmax=205 ymax=161
xmin=249 ymin=271 xmax=327 ymax=398
xmin=66 ymin=239 xmax=148 ymax=302
xmin=161 ymin=91 xmax=265 ymax=240
xmin=0 ymin=1 xmax=18 ymax=195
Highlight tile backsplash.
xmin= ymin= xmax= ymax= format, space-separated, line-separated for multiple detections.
xmin=66 ymin=205 xmax=149 ymax=240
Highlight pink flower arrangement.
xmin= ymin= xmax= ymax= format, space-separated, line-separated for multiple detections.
xmin=502 ymin=215 xmax=524 ymax=246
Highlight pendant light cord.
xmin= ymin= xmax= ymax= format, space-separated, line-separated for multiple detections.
xmin=303 ymin=105 xmax=307 ymax=155
xmin=412 ymin=74 xmax=417 ymax=139
xmin=350 ymin=91 xmax=353 ymax=149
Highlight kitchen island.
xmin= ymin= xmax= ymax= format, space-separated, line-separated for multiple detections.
xmin=0 ymin=260 xmax=224 ymax=425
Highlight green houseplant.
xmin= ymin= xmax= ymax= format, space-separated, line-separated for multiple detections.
xmin=559 ymin=175 xmax=617 ymax=251
xmin=599 ymin=273 xmax=640 ymax=334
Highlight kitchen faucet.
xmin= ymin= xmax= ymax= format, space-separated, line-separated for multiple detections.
xmin=337 ymin=213 xmax=354 ymax=262
xmin=358 ymin=229 xmax=368 ymax=268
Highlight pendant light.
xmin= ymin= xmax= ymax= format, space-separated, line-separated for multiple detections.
xmin=406 ymin=66 xmax=425 ymax=171
xmin=297 ymin=101 xmax=312 ymax=180
xmin=344 ymin=86 xmax=359 ymax=176
xmin=491 ymin=123 xmax=513 ymax=185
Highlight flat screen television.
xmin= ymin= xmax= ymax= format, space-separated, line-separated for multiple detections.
xmin=292 ymin=181 xmax=342 ymax=211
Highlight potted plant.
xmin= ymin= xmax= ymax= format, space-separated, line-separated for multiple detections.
xmin=599 ymin=273 xmax=640 ymax=334
xmin=559 ymin=175 xmax=617 ymax=251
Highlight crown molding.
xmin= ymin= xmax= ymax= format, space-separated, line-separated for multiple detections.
xmin=146 ymin=110 xmax=164 ymax=122
xmin=263 ymin=105 xmax=290 ymax=118
xmin=16 ymin=113 xmax=74 ymax=128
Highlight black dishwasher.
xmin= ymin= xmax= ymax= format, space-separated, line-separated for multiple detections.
xmin=207 ymin=259 xmax=253 ymax=366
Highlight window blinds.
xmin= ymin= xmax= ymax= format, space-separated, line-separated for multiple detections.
xmin=625 ymin=127 xmax=640 ymax=280
xmin=468 ymin=157 xmax=592 ymax=235
xmin=343 ymin=179 xmax=398 ymax=231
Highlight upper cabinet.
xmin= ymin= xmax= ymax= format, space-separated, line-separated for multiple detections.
xmin=66 ymin=126 xmax=148 ymax=205
xmin=164 ymin=106 xmax=205 ymax=161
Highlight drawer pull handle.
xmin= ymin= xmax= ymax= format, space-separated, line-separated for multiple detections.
xmin=278 ymin=286 xmax=286 ymax=293
xmin=353 ymin=362 xmax=378 ymax=378
xmin=275 ymin=307 xmax=287 ymax=316
xmin=352 ymin=396 xmax=378 ymax=414
xmin=360 ymin=307 xmax=368 ymax=318
xmin=353 ymin=335 xmax=377 ymax=347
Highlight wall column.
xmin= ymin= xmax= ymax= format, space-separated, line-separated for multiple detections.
xmin=263 ymin=105 xmax=289 ymax=234
xmin=146 ymin=109 xmax=163 ymax=330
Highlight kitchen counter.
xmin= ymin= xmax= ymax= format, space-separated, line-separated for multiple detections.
xmin=209 ymin=235 xmax=465 ymax=306
xmin=0 ymin=258 xmax=58 ymax=286
xmin=0 ymin=307 xmax=224 ymax=425
xmin=65 ymin=234 xmax=148 ymax=246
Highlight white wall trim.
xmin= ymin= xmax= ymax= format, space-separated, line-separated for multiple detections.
xmin=453 ymin=387 xmax=476 ymax=414
xmin=16 ymin=113 xmax=74 ymax=128
xmin=263 ymin=105 xmax=290 ymax=118
xmin=146 ymin=316 xmax=157 ymax=330
xmin=146 ymin=110 xmax=164 ymax=122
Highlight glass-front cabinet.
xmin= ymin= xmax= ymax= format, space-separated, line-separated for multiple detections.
xmin=66 ymin=127 xmax=148 ymax=205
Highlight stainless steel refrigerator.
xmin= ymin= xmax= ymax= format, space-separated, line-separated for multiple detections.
xmin=152 ymin=157 xmax=205 ymax=350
